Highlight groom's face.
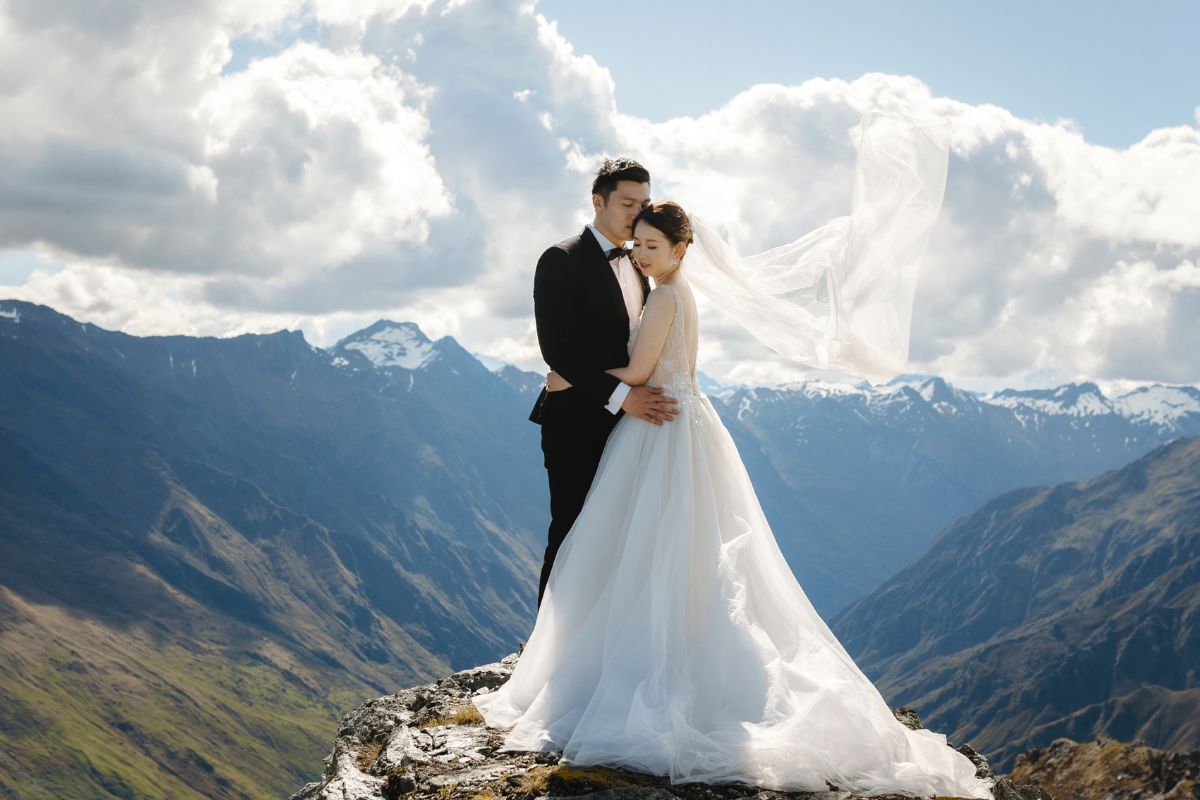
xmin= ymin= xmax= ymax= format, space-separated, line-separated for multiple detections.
xmin=593 ymin=180 xmax=651 ymax=244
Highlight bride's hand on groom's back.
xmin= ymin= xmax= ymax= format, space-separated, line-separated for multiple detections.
xmin=622 ymin=384 xmax=678 ymax=425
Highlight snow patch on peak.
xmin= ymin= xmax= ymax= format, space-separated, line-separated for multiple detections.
xmin=781 ymin=379 xmax=867 ymax=399
xmin=341 ymin=322 xmax=435 ymax=369
xmin=868 ymin=376 xmax=938 ymax=398
xmin=985 ymin=383 xmax=1114 ymax=417
xmin=914 ymin=378 xmax=950 ymax=403
xmin=871 ymin=372 xmax=935 ymax=389
xmin=0 ymin=306 xmax=20 ymax=322
xmin=1113 ymin=385 xmax=1200 ymax=427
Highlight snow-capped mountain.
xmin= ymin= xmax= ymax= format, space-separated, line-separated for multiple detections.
xmin=723 ymin=373 xmax=1200 ymax=439
xmin=334 ymin=320 xmax=437 ymax=369
xmin=985 ymin=381 xmax=1116 ymax=417
xmin=702 ymin=372 xmax=1200 ymax=613
xmin=1110 ymin=384 xmax=1200 ymax=428
xmin=756 ymin=373 xmax=1200 ymax=429
xmin=321 ymin=324 xmax=1200 ymax=441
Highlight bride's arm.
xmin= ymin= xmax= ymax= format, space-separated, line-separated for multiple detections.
xmin=606 ymin=288 xmax=676 ymax=386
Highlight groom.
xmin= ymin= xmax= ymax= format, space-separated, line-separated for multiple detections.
xmin=528 ymin=158 xmax=679 ymax=607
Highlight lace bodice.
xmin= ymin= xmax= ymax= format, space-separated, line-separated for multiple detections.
xmin=628 ymin=284 xmax=700 ymax=411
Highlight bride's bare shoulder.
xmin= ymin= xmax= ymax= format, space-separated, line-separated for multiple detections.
xmin=644 ymin=285 xmax=680 ymax=314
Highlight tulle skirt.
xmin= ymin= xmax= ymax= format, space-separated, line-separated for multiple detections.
xmin=473 ymin=391 xmax=993 ymax=799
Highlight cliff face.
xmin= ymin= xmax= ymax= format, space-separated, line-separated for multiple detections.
xmin=829 ymin=435 xmax=1200 ymax=772
xmin=287 ymin=655 xmax=1052 ymax=800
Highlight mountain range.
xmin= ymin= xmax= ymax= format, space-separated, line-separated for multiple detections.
xmin=0 ymin=302 xmax=544 ymax=797
xmin=1 ymin=297 xmax=1197 ymax=797
xmin=707 ymin=375 xmax=1200 ymax=614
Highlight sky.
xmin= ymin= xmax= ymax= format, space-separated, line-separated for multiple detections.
xmin=1 ymin=0 xmax=1198 ymax=395
xmin=542 ymin=0 xmax=1200 ymax=150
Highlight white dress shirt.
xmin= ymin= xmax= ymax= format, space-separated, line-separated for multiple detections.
xmin=587 ymin=223 xmax=642 ymax=414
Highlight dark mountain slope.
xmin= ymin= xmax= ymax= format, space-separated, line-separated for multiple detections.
xmin=830 ymin=435 xmax=1200 ymax=771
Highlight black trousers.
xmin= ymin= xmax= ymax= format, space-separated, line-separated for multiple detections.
xmin=537 ymin=388 xmax=619 ymax=607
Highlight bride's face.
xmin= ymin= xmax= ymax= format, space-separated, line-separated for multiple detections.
xmin=632 ymin=221 xmax=685 ymax=281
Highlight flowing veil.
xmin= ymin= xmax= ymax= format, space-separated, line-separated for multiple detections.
xmin=683 ymin=109 xmax=951 ymax=385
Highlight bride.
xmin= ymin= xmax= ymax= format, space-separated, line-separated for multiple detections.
xmin=472 ymin=112 xmax=994 ymax=799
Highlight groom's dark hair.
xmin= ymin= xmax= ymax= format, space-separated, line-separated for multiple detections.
xmin=592 ymin=158 xmax=650 ymax=201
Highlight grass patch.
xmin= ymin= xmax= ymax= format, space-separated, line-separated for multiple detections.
xmin=356 ymin=738 xmax=385 ymax=772
xmin=420 ymin=703 xmax=485 ymax=728
xmin=0 ymin=594 xmax=400 ymax=800
xmin=503 ymin=763 xmax=660 ymax=799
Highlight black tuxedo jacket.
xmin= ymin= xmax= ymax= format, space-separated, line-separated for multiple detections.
xmin=529 ymin=226 xmax=650 ymax=424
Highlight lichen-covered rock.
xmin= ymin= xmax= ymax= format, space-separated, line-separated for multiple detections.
xmin=1006 ymin=735 xmax=1200 ymax=800
xmin=288 ymin=654 xmax=1051 ymax=800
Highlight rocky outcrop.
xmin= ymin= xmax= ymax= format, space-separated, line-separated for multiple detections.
xmin=830 ymin=434 xmax=1200 ymax=772
xmin=288 ymin=655 xmax=1051 ymax=800
xmin=1006 ymin=736 xmax=1200 ymax=800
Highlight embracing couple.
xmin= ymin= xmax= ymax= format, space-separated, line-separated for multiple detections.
xmin=472 ymin=114 xmax=992 ymax=799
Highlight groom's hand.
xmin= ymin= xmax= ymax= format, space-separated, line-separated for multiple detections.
xmin=622 ymin=385 xmax=678 ymax=425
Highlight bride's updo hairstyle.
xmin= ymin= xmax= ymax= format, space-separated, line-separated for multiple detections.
xmin=632 ymin=201 xmax=694 ymax=247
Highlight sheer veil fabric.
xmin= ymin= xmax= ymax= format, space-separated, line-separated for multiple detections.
xmin=686 ymin=109 xmax=950 ymax=385
xmin=473 ymin=112 xmax=992 ymax=798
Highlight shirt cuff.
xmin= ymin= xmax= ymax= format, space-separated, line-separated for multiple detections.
xmin=605 ymin=381 xmax=631 ymax=414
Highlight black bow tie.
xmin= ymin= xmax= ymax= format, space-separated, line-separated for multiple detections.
xmin=605 ymin=246 xmax=632 ymax=261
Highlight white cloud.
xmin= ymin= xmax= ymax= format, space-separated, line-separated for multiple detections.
xmin=0 ymin=0 xmax=450 ymax=281
xmin=1028 ymin=123 xmax=1200 ymax=248
xmin=1064 ymin=259 xmax=1200 ymax=381
xmin=195 ymin=41 xmax=452 ymax=275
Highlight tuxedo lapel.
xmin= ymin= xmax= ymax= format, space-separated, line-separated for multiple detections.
xmin=580 ymin=226 xmax=630 ymax=325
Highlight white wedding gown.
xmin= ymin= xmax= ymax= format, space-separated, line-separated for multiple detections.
xmin=473 ymin=282 xmax=995 ymax=799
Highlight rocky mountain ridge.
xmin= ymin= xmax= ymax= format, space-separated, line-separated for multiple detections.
xmin=287 ymin=655 xmax=1052 ymax=800
xmin=1006 ymin=735 xmax=1200 ymax=800
xmin=829 ymin=434 xmax=1200 ymax=772
xmin=0 ymin=300 xmax=546 ymax=798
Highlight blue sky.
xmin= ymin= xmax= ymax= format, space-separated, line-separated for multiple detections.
xmin=540 ymin=0 xmax=1200 ymax=149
